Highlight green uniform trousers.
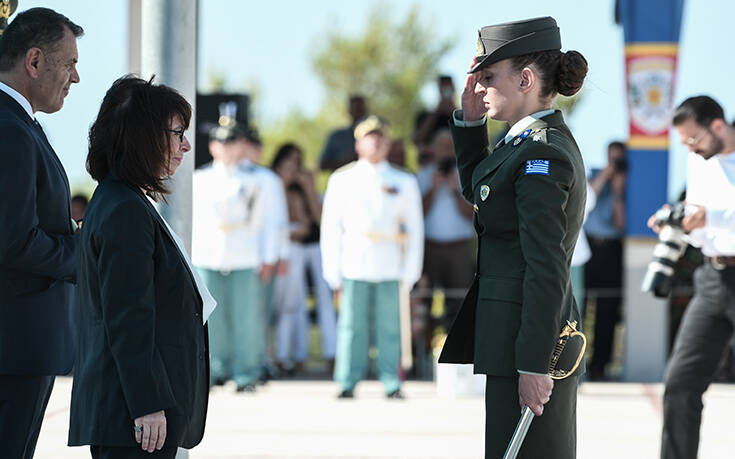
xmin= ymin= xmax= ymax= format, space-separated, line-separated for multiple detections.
xmin=335 ymin=279 xmax=401 ymax=393
xmin=261 ymin=276 xmax=276 ymax=371
xmin=485 ymin=374 xmax=577 ymax=459
xmin=198 ymin=268 xmax=263 ymax=386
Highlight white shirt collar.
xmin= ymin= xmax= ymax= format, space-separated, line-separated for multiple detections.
xmin=357 ymin=158 xmax=389 ymax=172
xmin=504 ymin=109 xmax=556 ymax=144
xmin=0 ymin=81 xmax=34 ymax=121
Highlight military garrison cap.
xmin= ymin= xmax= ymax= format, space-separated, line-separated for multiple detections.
xmin=209 ymin=100 xmax=261 ymax=145
xmin=353 ymin=115 xmax=389 ymax=140
xmin=210 ymin=122 xmax=244 ymax=143
xmin=471 ymin=16 xmax=561 ymax=73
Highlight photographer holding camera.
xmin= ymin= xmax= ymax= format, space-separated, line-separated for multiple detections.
xmin=583 ymin=141 xmax=627 ymax=381
xmin=649 ymin=96 xmax=735 ymax=459
xmin=416 ymin=129 xmax=474 ymax=329
xmin=413 ymin=75 xmax=457 ymax=149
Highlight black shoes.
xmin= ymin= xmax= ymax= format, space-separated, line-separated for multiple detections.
xmin=386 ymin=389 xmax=405 ymax=400
xmin=236 ymin=383 xmax=257 ymax=393
xmin=209 ymin=377 xmax=227 ymax=388
xmin=337 ymin=388 xmax=405 ymax=399
xmin=337 ymin=389 xmax=354 ymax=399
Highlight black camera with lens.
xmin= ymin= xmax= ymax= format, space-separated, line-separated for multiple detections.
xmin=614 ymin=157 xmax=628 ymax=173
xmin=641 ymin=202 xmax=689 ymax=297
xmin=437 ymin=156 xmax=456 ymax=175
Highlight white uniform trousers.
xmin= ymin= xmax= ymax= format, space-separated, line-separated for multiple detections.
xmin=275 ymin=242 xmax=309 ymax=364
xmin=303 ymin=242 xmax=337 ymax=359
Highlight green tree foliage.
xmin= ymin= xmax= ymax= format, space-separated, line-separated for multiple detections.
xmin=261 ymin=4 xmax=453 ymax=179
xmin=311 ymin=5 xmax=452 ymax=140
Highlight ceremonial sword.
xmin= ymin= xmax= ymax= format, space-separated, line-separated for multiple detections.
xmin=502 ymin=320 xmax=586 ymax=459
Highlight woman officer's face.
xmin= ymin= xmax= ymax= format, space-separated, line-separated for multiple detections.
xmin=473 ymin=59 xmax=524 ymax=122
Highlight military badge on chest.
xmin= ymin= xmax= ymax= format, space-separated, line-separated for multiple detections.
xmin=382 ymin=185 xmax=400 ymax=195
xmin=479 ymin=184 xmax=491 ymax=201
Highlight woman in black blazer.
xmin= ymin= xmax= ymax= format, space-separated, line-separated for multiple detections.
xmin=68 ymin=76 xmax=214 ymax=458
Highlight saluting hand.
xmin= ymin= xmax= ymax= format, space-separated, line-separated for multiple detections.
xmin=518 ymin=373 xmax=554 ymax=416
xmin=461 ymin=57 xmax=487 ymax=122
xmin=133 ymin=410 xmax=166 ymax=453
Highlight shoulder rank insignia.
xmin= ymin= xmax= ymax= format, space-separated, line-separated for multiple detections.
xmin=480 ymin=184 xmax=490 ymax=201
xmin=512 ymin=128 xmax=533 ymax=147
xmin=531 ymin=128 xmax=548 ymax=143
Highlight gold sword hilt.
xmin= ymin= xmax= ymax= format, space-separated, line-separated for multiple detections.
xmin=548 ymin=320 xmax=587 ymax=380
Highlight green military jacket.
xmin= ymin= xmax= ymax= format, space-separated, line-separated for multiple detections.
xmin=439 ymin=110 xmax=586 ymax=376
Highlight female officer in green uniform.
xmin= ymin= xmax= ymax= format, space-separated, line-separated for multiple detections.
xmin=438 ymin=17 xmax=588 ymax=459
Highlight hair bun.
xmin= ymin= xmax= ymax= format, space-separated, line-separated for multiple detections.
xmin=556 ymin=50 xmax=588 ymax=97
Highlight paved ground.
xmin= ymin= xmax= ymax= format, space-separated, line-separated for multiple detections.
xmin=36 ymin=377 xmax=735 ymax=458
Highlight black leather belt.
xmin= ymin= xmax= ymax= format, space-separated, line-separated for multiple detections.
xmin=707 ymin=256 xmax=735 ymax=270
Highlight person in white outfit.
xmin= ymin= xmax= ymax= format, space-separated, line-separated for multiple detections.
xmin=321 ymin=116 xmax=424 ymax=399
xmin=238 ymin=130 xmax=290 ymax=381
xmin=272 ymin=143 xmax=338 ymax=374
xmin=192 ymin=119 xmax=285 ymax=392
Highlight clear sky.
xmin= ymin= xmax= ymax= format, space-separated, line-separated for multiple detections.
xmin=16 ymin=0 xmax=735 ymax=200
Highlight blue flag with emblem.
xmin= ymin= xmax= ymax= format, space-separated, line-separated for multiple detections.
xmin=524 ymin=159 xmax=550 ymax=176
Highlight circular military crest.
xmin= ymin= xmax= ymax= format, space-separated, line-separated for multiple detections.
xmin=627 ymin=56 xmax=675 ymax=136
xmin=480 ymin=185 xmax=490 ymax=201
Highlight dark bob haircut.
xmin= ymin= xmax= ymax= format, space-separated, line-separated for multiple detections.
xmin=0 ymin=7 xmax=84 ymax=72
xmin=86 ymin=75 xmax=191 ymax=201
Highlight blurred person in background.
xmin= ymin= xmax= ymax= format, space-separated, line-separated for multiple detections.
xmin=71 ymin=194 xmax=88 ymax=223
xmin=69 ymin=75 xmax=214 ymax=458
xmin=192 ymin=119 xmax=283 ymax=393
xmin=319 ymin=94 xmax=368 ymax=171
xmin=0 ymin=8 xmax=83 ymax=457
xmin=272 ymin=142 xmax=338 ymax=375
xmin=583 ymin=141 xmax=627 ymax=381
xmin=276 ymin=143 xmax=338 ymax=373
xmin=321 ymin=116 xmax=423 ymax=399
xmin=387 ymin=138 xmax=407 ymax=168
xmin=235 ymin=127 xmax=290 ymax=383
xmin=416 ymin=129 xmax=475 ymax=330
xmin=413 ymin=75 xmax=457 ymax=150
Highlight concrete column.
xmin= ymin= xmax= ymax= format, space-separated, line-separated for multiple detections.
xmin=622 ymin=238 xmax=669 ymax=382
xmin=139 ymin=0 xmax=198 ymax=253
xmin=127 ymin=0 xmax=142 ymax=75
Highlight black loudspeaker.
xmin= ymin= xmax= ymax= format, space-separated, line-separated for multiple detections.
xmin=194 ymin=93 xmax=249 ymax=169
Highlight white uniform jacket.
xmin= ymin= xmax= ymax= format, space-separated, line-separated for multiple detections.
xmin=192 ymin=160 xmax=283 ymax=271
xmin=255 ymin=164 xmax=289 ymax=265
xmin=320 ymin=159 xmax=424 ymax=290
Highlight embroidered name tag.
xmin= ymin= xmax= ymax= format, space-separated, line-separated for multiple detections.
xmin=524 ymin=159 xmax=550 ymax=176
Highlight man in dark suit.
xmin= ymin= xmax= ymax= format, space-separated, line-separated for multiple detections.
xmin=0 ymin=8 xmax=83 ymax=458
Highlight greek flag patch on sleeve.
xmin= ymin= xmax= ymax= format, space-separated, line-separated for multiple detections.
xmin=524 ymin=159 xmax=550 ymax=176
